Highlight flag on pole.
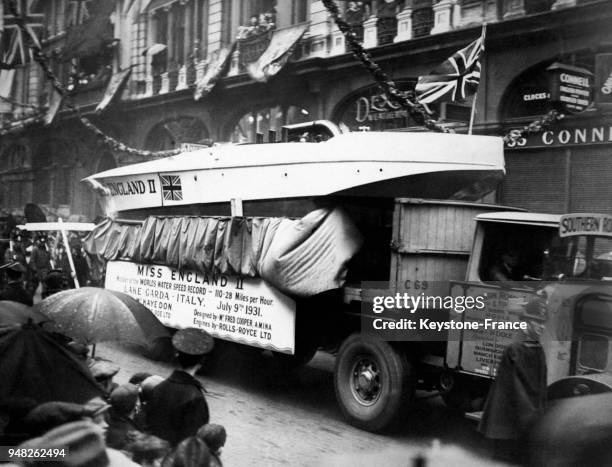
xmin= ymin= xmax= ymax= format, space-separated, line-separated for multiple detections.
xmin=0 ymin=0 xmax=43 ymax=67
xmin=415 ymin=31 xmax=485 ymax=105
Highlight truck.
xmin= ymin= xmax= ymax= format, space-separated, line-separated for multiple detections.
xmin=82 ymin=122 xmax=612 ymax=431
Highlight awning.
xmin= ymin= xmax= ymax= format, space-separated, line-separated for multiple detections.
xmin=83 ymin=208 xmax=362 ymax=297
xmin=246 ymin=23 xmax=309 ymax=83
xmin=95 ymin=67 xmax=132 ymax=113
xmin=194 ymin=44 xmax=235 ymax=101
xmin=61 ymin=0 xmax=117 ymax=61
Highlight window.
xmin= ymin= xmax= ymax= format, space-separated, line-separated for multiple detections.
xmin=229 ymin=105 xmax=311 ymax=143
xmin=478 ymin=223 xmax=557 ymax=283
xmin=292 ymin=0 xmax=308 ymax=24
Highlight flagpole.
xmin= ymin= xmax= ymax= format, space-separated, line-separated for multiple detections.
xmin=468 ymin=23 xmax=487 ymax=135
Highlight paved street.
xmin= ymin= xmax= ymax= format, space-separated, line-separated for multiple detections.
xmin=98 ymin=341 xmax=498 ymax=466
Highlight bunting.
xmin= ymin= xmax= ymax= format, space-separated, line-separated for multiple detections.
xmin=247 ymin=24 xmax=309 ymax=83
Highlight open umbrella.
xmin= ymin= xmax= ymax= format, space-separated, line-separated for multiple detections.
xmin=0 ymin=300 xmax=50 ymax=326
xmin=0 ymin=322 xmax=104 ymax=404
xmin=34 ymin=287 xmax=171 ymax=347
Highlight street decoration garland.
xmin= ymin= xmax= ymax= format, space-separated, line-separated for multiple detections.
xmin=0 ymin=94 xmax=41 ymax=111
xmin=7 ymin=0 xmax=181 ymax=158
xmin=7 ymin=0 xmax=566 ymax=153
xmin=502 ymin=109 xmax=565 ymax=145
xmin=321 ymin=0 xmax=450 ymax=133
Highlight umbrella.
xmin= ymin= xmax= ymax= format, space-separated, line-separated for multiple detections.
xmin=34 ymin=287 xmax=171 ymax=347
xmin=0 ymin=322 xmax=104 ymax=404
xmin=0 ymin=300 xmax=50 ymax=326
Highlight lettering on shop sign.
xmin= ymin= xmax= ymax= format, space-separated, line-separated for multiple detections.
xmin=547 ymin=62 xmax=593 ymax=114
xmin=505 ymin=124 xmax=612 ymax=149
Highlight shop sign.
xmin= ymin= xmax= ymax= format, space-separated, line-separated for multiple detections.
xmin=105 ymin=260 xmax=296 ymax=354
xmin=547 ymin=62 xmax=593 ymax=114
xmin=595 ymin=53 xmax=612 ymax=105
xmin=504 ymin=121 xmax=612 ymax=149
xmin=332 ymin=81 xmax=420 ymax=131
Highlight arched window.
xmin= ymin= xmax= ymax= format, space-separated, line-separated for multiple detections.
xmin=1 ymin=144 xmax=31 ymax=171
xmin=144 ymin=116 xmax=210 ymax=151
xmin=229 ymin=104 xmax=311 ymax=143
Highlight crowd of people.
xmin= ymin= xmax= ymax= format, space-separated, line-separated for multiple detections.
xmin=236 ymin=12 xmax=276 ymax=40
xmin=0 ymin=327 xmax=226 ymax=467
xmin=0 ymin=226 xmax=101 ymax=305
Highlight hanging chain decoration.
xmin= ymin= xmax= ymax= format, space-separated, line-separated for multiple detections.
xmin=0 ymin=94 xmax=41 ymax=111
xmin=7 ymin=0 xmax=181 ymax=158
xmin=322 ymin=0 xmax=571 ymax=143
xmin=321 ymin=0 xmax=450 ymax=133
xmin=502 ymin=109 xmax=565 ymax=145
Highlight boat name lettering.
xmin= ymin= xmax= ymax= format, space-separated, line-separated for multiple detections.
xmin=105 ymin=179 xmax=157 ymax=196
xmin=170 ymin=269 xmax=229 ymax=287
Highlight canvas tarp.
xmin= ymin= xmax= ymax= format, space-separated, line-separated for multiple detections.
xmin=84 ymin=208 xmax=362 ymax=297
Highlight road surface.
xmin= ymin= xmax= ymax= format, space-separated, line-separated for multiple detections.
xmin=98 ymin=341 xmax=501 ymax=466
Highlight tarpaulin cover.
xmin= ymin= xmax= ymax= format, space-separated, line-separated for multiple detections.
xmin=84 ymin=208 xmax=362 ymax=297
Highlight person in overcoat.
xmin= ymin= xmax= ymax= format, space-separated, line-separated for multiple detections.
xmin=0 ymin=261 xmax=33 ymax=305
xmin=145 ymin=328 xmax=214 ymax=446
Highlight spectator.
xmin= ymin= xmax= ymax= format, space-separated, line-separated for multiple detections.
xmin=145 ymin=328 xmax=214 ymax=446
xmin=125 ymin=433 xmax=171 ymax=467
xmin=82 ymin=397 xmax=112 ymax=439
xmin=0 ymin=261 xmax=33 ymax=306
xmin=29 ymin=235 xmax=52 ymax=293
xmin=42 ymin=269 xmax=70 ymax=299
xmin=19 ymin=420 xmax=140 ymax=467
xmin=89 ymin=360 xmax=120 ymax=397
xmin=106 ymin=384 xmax=142 ymax=449
xmin=197 ymin=424 xmax=226 ymax=466
xmin=161 ymin=436 xmax=212 ymax=467
xmin=478 ymin=299 xmax=548 ymax=463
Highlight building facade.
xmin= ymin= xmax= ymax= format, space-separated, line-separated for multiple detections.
xmin=0 ymin=0 xmax=611 ymax=220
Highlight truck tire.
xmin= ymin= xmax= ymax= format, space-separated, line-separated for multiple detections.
xmin=334 ymin=334 xmax=414 ymax=432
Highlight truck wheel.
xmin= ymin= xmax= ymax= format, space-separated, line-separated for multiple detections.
xmin=334 ymin=334 xmax=414 ymax=432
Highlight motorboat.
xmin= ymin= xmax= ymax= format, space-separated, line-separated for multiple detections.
xmin=84 ymin=125 xmax=505 ymax=218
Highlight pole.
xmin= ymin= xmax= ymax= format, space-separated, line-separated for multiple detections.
xmin=58 ymin=218 xmax=80 ymax=289
xmin=469 ymin=23 xmax=487 ymax=135
xmin=468 ymin=92 xmax=478 ymax=135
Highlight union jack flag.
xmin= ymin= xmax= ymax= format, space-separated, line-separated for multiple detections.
xmin=415 ymin=33 xmax=484 ymax=105
xmin=0 ymin=0 xmax=43 ymax=67
xmin=161 ymin=175 xmax=183 ymax=202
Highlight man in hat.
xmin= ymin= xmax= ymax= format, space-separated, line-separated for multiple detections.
xmin=106 ymin=383 xmax=143 ymax=449
xmin=29 ymin=234 xmax=52 ymax=294
xmin=145 ymin=328 xmax=213 ymax=445
xmin=89 ymin=360 xmax=121 ymax=397
xmin=478 ymin=292 xmax=549 ymax=462
xmin=0 ymin=261 xmax=33 ymax=305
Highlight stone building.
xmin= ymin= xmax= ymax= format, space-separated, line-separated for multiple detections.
xmin=0 ymin=0 xmax=610 ymax=219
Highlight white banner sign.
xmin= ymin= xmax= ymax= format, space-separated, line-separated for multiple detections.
xmin=105 ymin=261 xmax=296 ymax=354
